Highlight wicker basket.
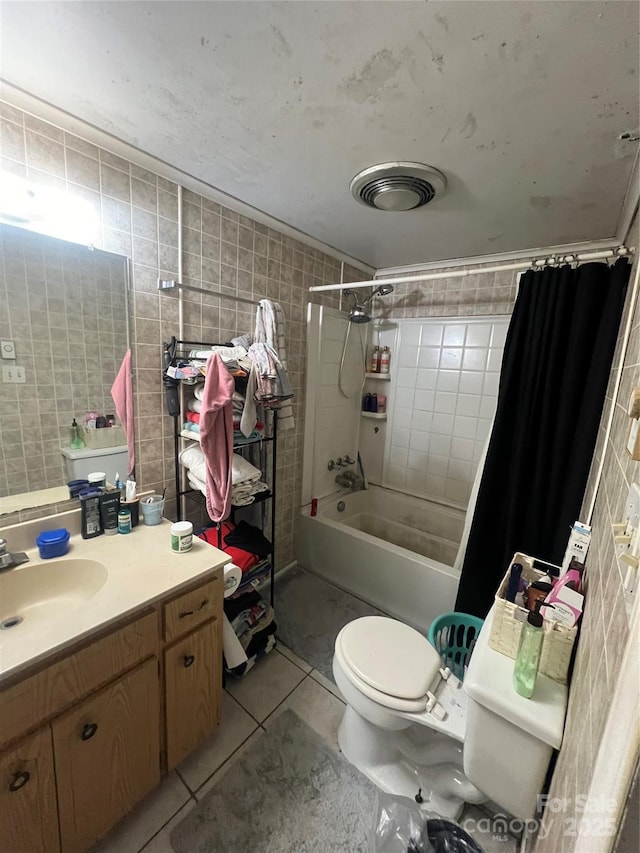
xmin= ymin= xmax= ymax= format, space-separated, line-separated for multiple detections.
xmin=489 ymin=552 xmax=577 ymax=684
xmin=79 ymin=424 xmax=126 ymax=449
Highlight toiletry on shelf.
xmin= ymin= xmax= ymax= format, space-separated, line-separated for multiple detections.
xmin=380 ymin=345 xmax=391 ymax=374
xmin=70 ymin=418 xmax=85 ymax=450
xmin=523 ymin=580 xmax=553 ymax=612
xmin=363 ymin=393 xmax=378 ymax=412
xmin=377 ymin=393 xmax=386 ymax=414
xmin=118 ymin=508 xmax=132 ymax=534
xmin=370 ymin=345 xmax=380 ymax=373
xmin=80 ymin=493 xmax=102 ymax=539
xmin=100 ymin=491 xmax=121 ymax=536
xmin=506 ymin=562 xmax=523 ymax=603
xmin=513 ymin=605 xmax=544 ymax=698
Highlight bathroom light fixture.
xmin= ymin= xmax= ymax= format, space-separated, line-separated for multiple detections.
xmin=350 ymin=162 xmax=446 ymax=211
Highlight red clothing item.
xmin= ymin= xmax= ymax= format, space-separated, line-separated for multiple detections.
xmin=198 ymin=522 xmax=259 ymax=572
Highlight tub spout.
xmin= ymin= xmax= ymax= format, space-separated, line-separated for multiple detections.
xmin=335 ymin=471 xmax=363 ymax=491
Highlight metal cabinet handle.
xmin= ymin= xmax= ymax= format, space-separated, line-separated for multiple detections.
xmin=178 ymin=599 xmax=208 ymax=619
xmin=9 ymin=770 xmax=30 ymax=792
xmin=183 ymin=655 xmax=195 ymax=668
xmin=80 ymin=722 xmax=98 ymax=741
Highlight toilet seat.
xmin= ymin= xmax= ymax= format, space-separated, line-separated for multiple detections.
xmin=336 ymin=616 xmax=443 ymax=713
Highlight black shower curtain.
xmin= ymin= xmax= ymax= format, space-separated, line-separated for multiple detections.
xmin=455 ymin=258 xmax=630 ymax=618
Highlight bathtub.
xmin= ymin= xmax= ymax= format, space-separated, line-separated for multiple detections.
xmin=295 ymin=485 xmax=464 ymax=634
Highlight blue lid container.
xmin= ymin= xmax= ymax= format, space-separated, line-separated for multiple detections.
xmin=36 ymin=528 xmax=71 ymax=559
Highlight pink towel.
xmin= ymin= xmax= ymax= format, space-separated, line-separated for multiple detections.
xmin=110 ymin=349 xmax=134 ymax=475
xmin=199 ymin=353 xmax=235 ymax=522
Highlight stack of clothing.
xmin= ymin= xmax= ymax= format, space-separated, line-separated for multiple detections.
xmin=198 ymin=520 xmax=276 ymax=677
xmin=198 ymin=521 xmax=272 ymax=588
xmin=223 ymin=591 xmax=277 ymax=677
xmin=180 ymin=446 xmax=269 ymax=508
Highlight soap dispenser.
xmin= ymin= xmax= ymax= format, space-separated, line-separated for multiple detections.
xmin=513 ymin=604 xmax=544 ymax=699
xmin=70 ymin=418 xmax=85 ymax=450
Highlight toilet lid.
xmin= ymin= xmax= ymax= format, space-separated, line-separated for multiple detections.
xmin=339 ymin=616 xmax=442 ymax=700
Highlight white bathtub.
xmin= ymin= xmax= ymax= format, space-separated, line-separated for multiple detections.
xmin=295 ymin=485 xmax=464 ymax=634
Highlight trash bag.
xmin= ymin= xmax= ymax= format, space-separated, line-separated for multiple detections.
xmin=372 ymin=793 xmax=485 ymax=853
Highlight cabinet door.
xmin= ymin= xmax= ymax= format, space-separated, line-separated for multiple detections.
xmin=52 ymin=658 xmax=160 ymax=853
xmin=0 ymin=726 xmax=59 ymax=853
xmin=165 ymin=619 xmax=221 ymax=770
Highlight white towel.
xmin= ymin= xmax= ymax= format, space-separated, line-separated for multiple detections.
xmin=187 ymin=398 xmax=202 ymax=413
xmin=179 ymin=444 xmax=207 ymax=482
xmin=231 ymin=453 xmax=262 ymax=485
xmin=255 ymin=299 xmax=294 ymax=431
xmin=194 ymin=385 xmax=204 ymax=401
xmin=187 ymin=471 xmax=207 ymax=496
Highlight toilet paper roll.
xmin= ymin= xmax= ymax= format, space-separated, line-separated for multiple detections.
xmin=222 ymin=614 xmax=248 ymax=669
xmin=223 ymin=563 xmax=242 ymax=598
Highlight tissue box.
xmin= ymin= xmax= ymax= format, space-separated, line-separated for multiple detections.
xmin=79 ymin=424 xmax=126 ymax=449
xmin=489 ymin=552 xmax=578 ymax=684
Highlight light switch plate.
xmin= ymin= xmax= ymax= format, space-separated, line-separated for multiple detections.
xmin=0 ymin=340 xmax=16 ymax=359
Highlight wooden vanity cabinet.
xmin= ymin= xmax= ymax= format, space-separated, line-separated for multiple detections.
xmin=53 ymin=658 xmax=160 ymax=853
xmin=0 ymin=569 xmax=222 ymax=853
xmin=0 ymin=726 xmax=59 ymax=853
xmin=165 ymin=618 xmax=221 ymax=769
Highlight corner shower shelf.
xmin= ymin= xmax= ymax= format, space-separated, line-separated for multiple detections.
xmin=361 ymin=412 xmax=387 ymax=420
xmin=365 ymin=373 xmax=391 ymax=380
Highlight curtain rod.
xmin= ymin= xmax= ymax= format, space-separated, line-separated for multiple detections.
xmin=308 ymin=245 xmax=634 ymax=293
xmin=158 ymin=279 xmax=259 ymax=307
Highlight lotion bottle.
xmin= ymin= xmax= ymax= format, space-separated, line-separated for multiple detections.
xmin=513 ymin=605 xmax=544 ymax=699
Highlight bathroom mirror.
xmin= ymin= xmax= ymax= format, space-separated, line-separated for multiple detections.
xmin=0 ymin=223 xmax=131 ymax=515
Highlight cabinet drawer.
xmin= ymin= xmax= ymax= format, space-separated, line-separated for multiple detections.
xmin=0 ymin=611 xmax=158 ymax=749
xmin=53 ymin=658 xmax=160 ymax=853
xmin=165 ymin=620 xmax=221 ymax=770
xmin=164 ymin=578 xmax=220 ymax=643
xmin=0 ymin=727 xmax=59 ymax=853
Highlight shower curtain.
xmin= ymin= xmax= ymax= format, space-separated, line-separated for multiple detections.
xmin=455 ymin=258 xmax=631 ymax=618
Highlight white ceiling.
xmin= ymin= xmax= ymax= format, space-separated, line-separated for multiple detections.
xmin=1 ymin=1 xmax=638 ymax=268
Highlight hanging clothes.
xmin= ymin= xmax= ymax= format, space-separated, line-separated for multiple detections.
xmin=110 ymin=348 xmax=134 ymax=475
xmin=199 ymin=353 xmax=235 ymax=522
xmin=255 ymin=299 xmax=295 ymax=430
xmin=455 ymin=259 xmax=631 ymax=618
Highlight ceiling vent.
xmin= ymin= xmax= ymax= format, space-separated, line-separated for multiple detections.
xmin=350 ymin=162 xmax=447 ymax=212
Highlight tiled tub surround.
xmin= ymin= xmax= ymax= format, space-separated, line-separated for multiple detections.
xmin=0 ymin=99 xmax=364 ymax=568
xmin=0 ymin=225 xmax=128 ymax=497
xmin=296 ymin=485 xmax=463 ymax=633
xmin=381 ymin=317 xmax=509 ymax=506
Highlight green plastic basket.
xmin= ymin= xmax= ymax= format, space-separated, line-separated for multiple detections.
xmin=428 ymin=612 xmax=485 ymax=681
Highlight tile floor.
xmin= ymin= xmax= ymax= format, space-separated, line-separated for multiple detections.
xmin=93 ymin=643 xmax=520 ymax=853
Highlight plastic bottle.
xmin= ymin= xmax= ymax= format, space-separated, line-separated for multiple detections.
xmin=70 ymin=418 xmax=85 ymax=450
xmin=377 ymin=393 xmax=386 ymax=414
xmin=513 ymin=606 xmax=544 ymax=698
xmin=370 ymin=346 xmax=380 ymax=373
xmin=380 ymin=346 xmax=391 ymax=374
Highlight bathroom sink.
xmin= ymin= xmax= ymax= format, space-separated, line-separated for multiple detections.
xmin=0 ymin=559 xmax=108 ymax=630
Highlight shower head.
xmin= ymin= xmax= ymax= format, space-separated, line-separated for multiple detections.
xmin=344 ymin=284 xmax=394 ymax=323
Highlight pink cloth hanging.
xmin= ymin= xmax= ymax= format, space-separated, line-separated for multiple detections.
xmin=199 ymin=353 xmax=235 ymax=522
xmin=110 ymin=348 xmax=134 ymax=475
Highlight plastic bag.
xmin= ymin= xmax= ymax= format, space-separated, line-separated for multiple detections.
xmin=371 ymin=793 xmax=485 ymax=853
xmin=371 ymin=793 xmax=436 ymax=853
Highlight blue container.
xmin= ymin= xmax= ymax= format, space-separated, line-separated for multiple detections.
xmin=428 ymin=611 xmax=485 ymax=681
xmin=36 ymin=528 xmax=70 ymax=559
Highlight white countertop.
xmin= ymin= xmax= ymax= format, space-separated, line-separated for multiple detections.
xmin=0 ymin=514 xmax=229 ymax=684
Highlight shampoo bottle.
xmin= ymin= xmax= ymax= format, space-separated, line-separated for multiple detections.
xmin=513 ymin=606 xmax=544 ymax=699
xmin=70 ymin=418 xmax=85 ymax=450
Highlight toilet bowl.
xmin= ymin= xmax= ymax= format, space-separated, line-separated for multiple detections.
xmin=333 ymin=611 xmax=567 ymax=822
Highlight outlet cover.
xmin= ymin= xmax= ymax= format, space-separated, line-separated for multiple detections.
xmin=0 ymin=340 xmax=16 ymax=359
xmin=2 ymin=366 xmax=26 ymax=383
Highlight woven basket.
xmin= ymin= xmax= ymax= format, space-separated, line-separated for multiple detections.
xmin=489 ymin=552 xmax=577 ymax=685
xmin=79 ymin=424 xmax=126 ymax=449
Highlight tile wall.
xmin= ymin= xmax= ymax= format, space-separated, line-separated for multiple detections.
xmin=0 ymin=99 xmax=357 ymax=568
xmin=383 ymin=317 xmax=509 ymax=505
xmin=533 ymin=215 xmax=639 ymax=853
xmin=0 ymin=225 xmax=127 ymax=496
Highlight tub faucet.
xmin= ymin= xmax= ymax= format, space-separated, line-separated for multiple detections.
xmin=335 ymin=471 xmax=363 ymax=491
xmin=0 ymin=538 xmax=29 ymax=572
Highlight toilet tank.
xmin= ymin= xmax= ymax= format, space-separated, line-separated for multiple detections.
xmin=463 ymin=607 xmax=568 ymax=820
xmin=60 ymin=445 xmax=129 ymax=486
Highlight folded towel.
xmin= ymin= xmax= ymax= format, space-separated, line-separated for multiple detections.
xmin=187 ymin=471 xmax=206 ymax=495
xmin=187 ymin=398 xmax=202 ymax=413
xmin=179 ymin=444 xmax=207 ymax=481
xmin=194 ymin=385 xmax=204 ymax=401
xmin=182 ymin=421 xmax=200 ymax=433
xmin=232 ymin=453 xmax=262 ymax=486
xmin=186 ymin=411 xmax=200 ymax=424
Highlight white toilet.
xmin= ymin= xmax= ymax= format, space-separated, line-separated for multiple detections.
xmin=333 ymin=610 xmax=567 ymax=821
xmin=60 ymin=444 xmax=129 ymax=486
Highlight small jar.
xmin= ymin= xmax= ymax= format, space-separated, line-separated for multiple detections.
xmin=171 ymin=521 xmax=193 ymax=553
xmin=118 ymin=508 xmax=132 ymax=534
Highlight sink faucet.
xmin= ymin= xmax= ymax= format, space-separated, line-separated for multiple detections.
xmin=335 ymin=471 xmax=363 ymax=491
xmin=0 ymin=538 xmax=29 ymax=572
